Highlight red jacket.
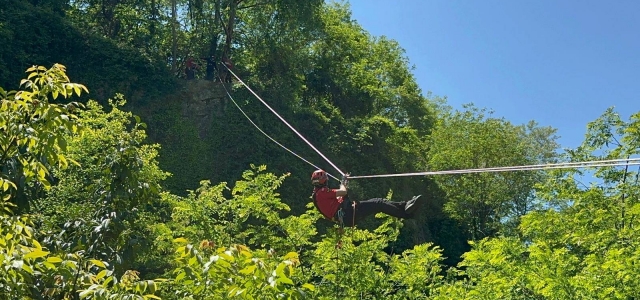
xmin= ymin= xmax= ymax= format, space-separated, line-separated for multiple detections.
xmin=313 ymin=187 xmax=343 ymax=219
xmin=186 ymin=58 xmax=196 ymax=69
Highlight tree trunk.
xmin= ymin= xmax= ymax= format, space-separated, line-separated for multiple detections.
xmin=222 ymin=0 xmax=237 ymax=60
xmin=212 ymin=0 xmax=221 ymax=56
xmin=171 ymin=0 xmax=177 ymax=74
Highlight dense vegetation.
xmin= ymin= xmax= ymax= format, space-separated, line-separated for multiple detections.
xmin=2 ymin=0 xmax=639 ymax=298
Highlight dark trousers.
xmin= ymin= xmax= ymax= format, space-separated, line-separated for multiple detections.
xmin=205 ymin=65 xmax=215 ymax=80
xmin=186 ymin=68 xmax=195 ymax=80
xmin=339 ymin=198 xmax=409 ymax=227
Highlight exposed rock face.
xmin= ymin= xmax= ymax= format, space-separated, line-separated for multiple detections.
xmin=180 ymin=80 xmax=228 ymax=139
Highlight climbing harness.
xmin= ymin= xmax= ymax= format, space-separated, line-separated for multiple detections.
xmin=351 ymin=201 xmax=356 ymax=228
xmin=335 ymin=208 xmax=345 ymax=227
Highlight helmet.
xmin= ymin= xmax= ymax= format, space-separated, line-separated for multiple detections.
xmin=311 ymin=170 xmax=328 ymax=186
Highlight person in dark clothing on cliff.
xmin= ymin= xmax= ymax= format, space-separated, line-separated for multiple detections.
xmin=202 ymin=55 xmax=216 ymax=81
xmin=310 ymin=170 xmax=422 ymax=227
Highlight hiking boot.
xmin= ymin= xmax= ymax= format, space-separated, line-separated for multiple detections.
xmin=404 ymin=195 xmax=422 ymax=216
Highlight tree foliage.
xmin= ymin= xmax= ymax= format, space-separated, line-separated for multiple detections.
xmin=170 ymin=242 xmax=312 ymax=299
xmin=4 ymin=0 xmax=640 ymax=297
xmin=0 ymin=64 xmax=85 ymax=211
xmin=433 ymin=109 xmax=640 ymax=299
xmin=0 ymin=64 xmax=162 ymax=299
xmin=39 ymin=96 xmax=168 ymax=275
xmin=0 ymin=0 xmax=177 ymax=104
xmin=429 ymin=104 xmax=559 ymax=240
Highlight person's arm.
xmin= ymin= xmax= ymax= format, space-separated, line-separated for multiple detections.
xmin=335 ymin=183 xmax=347 ymax=197
xmin=335 ymin=172 xmax=349 ymax=197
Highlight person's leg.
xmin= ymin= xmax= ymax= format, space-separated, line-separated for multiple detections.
xmin=206 ymin=66 xmax=213 ymax=80
xmin=404 ymin=195 xmax=422 ymax=215
xmin=341 ymin=196 xmax=423 ymax=227
xmin=354 ymin=198 xmax=410 ymax=223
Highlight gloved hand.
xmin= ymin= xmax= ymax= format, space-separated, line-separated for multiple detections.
xmin=341 ymin=173 xmax=350 ymax=187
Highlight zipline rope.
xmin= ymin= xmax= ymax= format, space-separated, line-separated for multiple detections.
xmin=216 ymin=72 xmax=340 ymax=182
xmin=219 ymin=63 xmax=640 ymax=181
xmin=348 ymin=158 xmax=640 ymax=179
xmin=215 ymin=66 xmax=639 ymax=298
xmin=221 ymin=63 xmax=346 ymax=177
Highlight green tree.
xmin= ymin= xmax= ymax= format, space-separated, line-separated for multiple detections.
xmin=0 ymin=64 xmax=162 ymax=299
xmin=39 ymin=96 xmax=168 ymax=275
xmin=428 ymin=104 xmax=558 ymax=240
xmin=434 ymin=108 xmax=640 ymax=299
xmin=67 ymin=0 xmax=170 ymax=57
xmin=0 ymin=0 xmax=177 ymax=104
xmin=169 ymin=241 xmax=313 ymax=299
xmin=0 ymin=64 xmax=85 ymax=212
xmin=162 ymin=165 xmax=317 ymax=255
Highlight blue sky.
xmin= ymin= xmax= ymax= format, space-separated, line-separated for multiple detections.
xmin=346 ymin=0 xmax=639 ymax=149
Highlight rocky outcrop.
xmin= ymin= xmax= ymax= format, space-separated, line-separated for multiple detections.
xmin=180 ymin=80 xmax=228 ymax=139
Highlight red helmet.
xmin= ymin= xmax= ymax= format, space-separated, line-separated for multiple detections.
xmin=311 ymin=170 xmax=328 ymax=186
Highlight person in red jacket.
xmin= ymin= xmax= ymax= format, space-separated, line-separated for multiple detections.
xmin=185 ymin=56 xmax=197 ymax=80
xmin=311 ymin=170 xmax=421 ymax=227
